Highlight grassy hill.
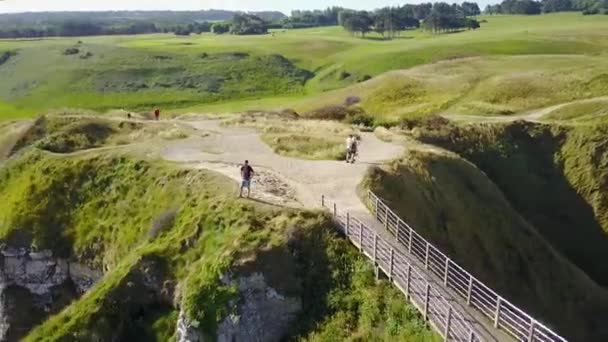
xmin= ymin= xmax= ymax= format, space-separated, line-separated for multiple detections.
xmin=0 ymin=149 xmax=437 ymax=341
xmin=1 ymin=13 xmax=608 ymax=120
xmin=360 ymin=148 xmax=608 ymax=341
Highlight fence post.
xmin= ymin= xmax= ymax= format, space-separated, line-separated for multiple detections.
xmin=466 ymin=276 xmax=473 ymax=305
xmin=373 ymin=234 xmax=378 ymax=264
xmin=443 ymin=258 xmax=450 ymax=286
xmin=494 ymin=297 xmax=502 ymax=328
xmin=346 ymin=212 xmax=350 ymax=237
xmin=375 ymin=196 xmax=379 ymax=219
xmin=333 ymin=203 xmax=337 ymax=217
xmin=425 ymin=244 xmax=430 ymax=270
xmin=396 ymin=220 xmax=401 ymax=242
xmin=527 ymin=321 xmax=536 ymax=342
xmin=444 ymin=307 xmax=452 ymax=341
xmin=405 ymin=265 xmax=411 ymax=299
xmin=424 ymin=283 xmax=430 ymax=321
xmin=321 ymin=195 xmax=325 ymax=207
xmin=384 ymin=210 xmax=389 ymax=231
xmin=389 ymin=249 xmax=394 ymax=280
xmin=408 ymin=230 xmax=413 ymax=254
xmin=359 ymin=221 xmax=363 ymax=251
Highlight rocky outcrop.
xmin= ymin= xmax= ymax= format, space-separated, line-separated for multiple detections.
xmin=0 ymin=247 xmax=102 ymax=341
xmin=175 ymin=272 xmax=301 ymax=342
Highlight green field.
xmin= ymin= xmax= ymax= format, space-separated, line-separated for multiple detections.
xmin=1 ymin=13 xmax=608 ymax=120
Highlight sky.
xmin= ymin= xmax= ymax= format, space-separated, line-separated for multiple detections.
xmin=0 ymin=0 xmax=494 ymax=15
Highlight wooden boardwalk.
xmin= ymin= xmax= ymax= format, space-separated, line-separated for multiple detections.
xmin=321 ymin=192 xmax=567 ymax=342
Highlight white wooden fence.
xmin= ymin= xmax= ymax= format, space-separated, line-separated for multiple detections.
xmin=321 ymin=195 xmax=483 ymax=342
xmin=366 ymin=191 xmax=567 ymax=342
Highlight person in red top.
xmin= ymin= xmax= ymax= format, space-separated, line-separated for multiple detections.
xmin=239 ymin=160 xmax=255 ymax=198
xmin=154 ymin=109 xmax=160 ymax=121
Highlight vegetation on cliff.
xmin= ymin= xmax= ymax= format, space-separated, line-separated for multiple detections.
xmin=0 ymin=150 xmax=435 ymax=341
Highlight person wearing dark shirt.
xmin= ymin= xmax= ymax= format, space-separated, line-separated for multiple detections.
xmin=239 ymin=160 xmax=255 ymax=198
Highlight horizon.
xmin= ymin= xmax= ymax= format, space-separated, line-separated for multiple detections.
xmin=0 ymin=0 xmax=497 ymax=15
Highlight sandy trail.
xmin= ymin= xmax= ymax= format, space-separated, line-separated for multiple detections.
xmin=444 ymin=95 xmax=608 ymax=123
xmin=162 ymin=119 xmax=404 ymax=222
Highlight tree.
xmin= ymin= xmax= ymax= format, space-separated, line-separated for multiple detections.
xmin=341 ymin=11 xmax=373 ymax=37
xmin=542 ymin=0 xmax=574 ymax=12
xmin=230 ymin=14 xmax=268 ymax=35
xmin=462 ymin=2 xmax=482 ymax=16
xmin=413 ymin=3 xmax=434 ymax=20
xmin=211 ymin=22 xmax=230 ymax=34
xmin=422 ymin=2 xmax=472 ymax=33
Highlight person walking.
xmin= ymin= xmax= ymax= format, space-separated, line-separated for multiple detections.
xmin=239 ymin=160 xmax=255 ymax=198
xmin=346 ymin=134 xmax=358 ymax=164
xmin=154 ymin=108 xmax=160 ymax=121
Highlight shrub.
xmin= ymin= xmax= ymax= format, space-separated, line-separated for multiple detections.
xmin=344 ymin=96 xmax=362 ymax=107
xmin=0 ymin=51 xmax=16 ymax=66
xmin=63 ymin=47 xmax=80 ymax=55
xmin=280 ymin=108 xmax=300 ymax=119
xmin=338 ymin=71 xmax=351 ymax=80
xmin=358 ymin=74 xmax=372 ymax=82
xmin=80 ymin=52 xmax=93 ymax=59
xmin=345 ymin=111 xmax=375 ymax=127
xmin=199 ymin=52 xmax=209 ymax=59
xmin=305 ymin=105 xmax=350 ymax=121
xmin=399 ymin=114 xmax=452 ymax=130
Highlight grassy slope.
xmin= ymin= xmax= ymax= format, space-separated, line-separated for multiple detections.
xmin=411 ymin=121 xmax=608 ymax=286
xmin=544 ymin=98 xmax=608 ymax=122
xmin=0 ymin=150 xmax=436 ymax=341
xmin=2 ymin=14 xmax=608 ymax=120
xmin=360 ymin=149 xmax=608 ymax=341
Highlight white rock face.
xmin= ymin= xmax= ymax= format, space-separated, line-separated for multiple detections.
xmin=175 ymin=272 xmax=301 ymax=342
xmin=176 ymin=309 xmax=202 ymax=342
xmin=0 ymin=248 xmax=102 ymax=341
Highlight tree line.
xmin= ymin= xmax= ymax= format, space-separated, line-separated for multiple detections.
xmin=0 ymin=10 xmax=284 ymax=38
xmin=336 ymin=3 xmax=481 ymax=37
xmin=485 ymin=0 xmax=608 ymax=14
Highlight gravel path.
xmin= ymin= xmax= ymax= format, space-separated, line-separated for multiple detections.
xmin=161 ymin=119 xmax=405 ymax=219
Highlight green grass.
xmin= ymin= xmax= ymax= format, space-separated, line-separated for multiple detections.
xmin=544 ymin=99 xmax=608 ymax=121
xmin=2 ymin=13 xmax=608 ymax=120
xmin=359 ymin=148 xmax=608 ymax=341
xmin=0 ymin=149 xmax=436 ymax=341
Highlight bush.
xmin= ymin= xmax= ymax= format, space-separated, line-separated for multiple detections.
xmin=358 ymin=74 xmax=372 ymax=82
xmin=582 ymin=7 xmax=600 ymax=15
xmin=0 ymin=51 xmax=16 ymax=66
xmin=63 ymin=47 xmax=80 ymax=55
xmin=344 ymin=96 xmax=361 ymax=107
xmin=199 ymin=52 xmax=209 ymax=59
xmin=399 ymin=115 xmax=452 ymax=131
xmin=305 ymin=105 xmax=351 ymax=120
xmin=338 ymin=71 xmax=351 ymax=80
xmin=345 ymin=111 xmax=375 ymax=127
xmin=280 ymin=109 xmax=300 ymax=119
xmin=79 ymin=52 xmax=93 ymax=59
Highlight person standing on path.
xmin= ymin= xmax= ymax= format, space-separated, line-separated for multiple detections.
xmin=346 ymin=134 xmax=358 ymax=163
xmin=239 ymin=160 xmax=255 ymax=198
xmin=154 ymin=108 xmax=160 ymax=121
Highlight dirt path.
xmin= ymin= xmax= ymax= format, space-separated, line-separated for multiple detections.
xmin=161 ymin=119 xmax=404 ymax=221
xmin=444 ymin=96 xmax=608 ymax=123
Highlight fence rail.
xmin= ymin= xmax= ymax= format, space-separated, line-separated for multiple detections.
xmin=366 ymin=191 xmax=567 ymax=342
xmin=321 ymin=196 xmax=482 ymax=342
